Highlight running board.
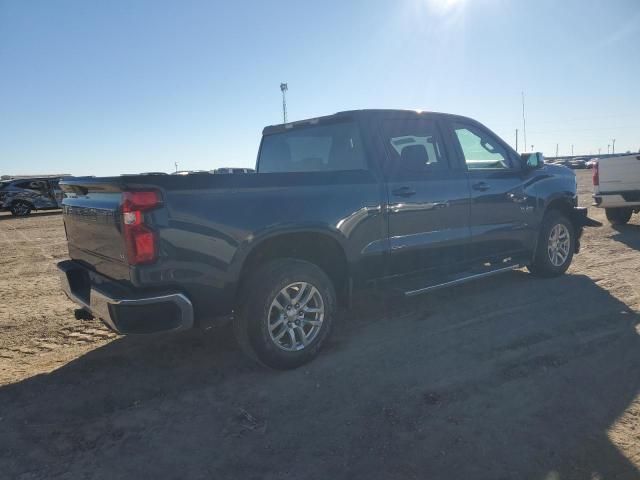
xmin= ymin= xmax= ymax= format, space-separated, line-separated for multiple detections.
xmin=404 ymin=264 xmax=522 ymax=297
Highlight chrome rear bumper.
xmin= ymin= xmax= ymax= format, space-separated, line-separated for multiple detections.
xmin=58 ymin=260 xmax=194 ymax=334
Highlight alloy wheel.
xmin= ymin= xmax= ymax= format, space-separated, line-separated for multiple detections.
xmin=547 ymin=223 xmax=570 ymax=267
xmin=267 ymin=282 xmax=325 ymax=352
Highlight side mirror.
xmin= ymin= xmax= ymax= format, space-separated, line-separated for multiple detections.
xmin=521 ymin=152 xmax=544 ymax=169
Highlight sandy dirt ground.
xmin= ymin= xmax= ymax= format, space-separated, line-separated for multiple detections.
xmin=1 ymin=170 xmax=640 ymax=479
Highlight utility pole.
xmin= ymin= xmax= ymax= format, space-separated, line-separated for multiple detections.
xmin=521 ymin=92 xmax=527 ymax=152
xmin=598 ymin=148 xmax=601 ymax=156
xmin=571 ymin=144 xmax=574 ymax=156
xmin=515 ymin=129 xmax=518 ymax=152
xmin=556 ymin=143 xmax=559 ymax=159
xmin=280 ymin=83 xmax=288 ymax=123
xmin=611 ymin=138 xmax=616 ymax=155
xmin=607 ymin=144 xmax=610 ymax=155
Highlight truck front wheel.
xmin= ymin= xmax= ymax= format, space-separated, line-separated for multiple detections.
xmin=234 ymin=258 xmax=336 ymax=369
xmin=528 ymin=210 xmax=575 ymax=277
xmin=605 ymin=207 xmax=633 ymax=226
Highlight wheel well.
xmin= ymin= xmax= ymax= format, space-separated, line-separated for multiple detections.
xmin=238 ymin=232 xmax=349 ymax=304
xmin=545 ymin=198 xmax=573 ymax=221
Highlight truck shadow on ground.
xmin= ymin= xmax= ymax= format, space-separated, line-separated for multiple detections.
xmin=1 ymin=272 xmax=640 ymax=479
xmin=611 ymin=224 xmax=640 ymax=250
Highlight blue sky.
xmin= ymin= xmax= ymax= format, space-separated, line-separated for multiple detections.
xmin=1 ymin=0 xmax=639 ymax=176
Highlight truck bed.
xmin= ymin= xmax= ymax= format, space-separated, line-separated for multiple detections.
xmin=59 ymin=170 xmax=382 ymax=317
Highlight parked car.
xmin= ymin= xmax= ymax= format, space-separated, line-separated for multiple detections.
xmin=592 ymin=154 xmax=640 ymax=224
xmin=213 ymin=167 xmax=255 ymax=174
xmin=57 ymin=109 xmax=598 ymax=369
xmin=566 ymin=158 xmax=587 ymax=169
xmin=0 ymin=177 xmax=64 ymax=216
xmin=171 ymin=170 xmax=211 ymax=175
xmin=550 ymin=158 xmax=570 ymax=167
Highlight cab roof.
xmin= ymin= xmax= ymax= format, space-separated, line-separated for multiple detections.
xmin=262 ymin=109 xmax=476 ymax=136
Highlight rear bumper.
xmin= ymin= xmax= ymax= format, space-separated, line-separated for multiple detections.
xmin=57 ymin=260 xmax=194 ymax=334
xmin=593 ymin=192 xmax=640 ymax=209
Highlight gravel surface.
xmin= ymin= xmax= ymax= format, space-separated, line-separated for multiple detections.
xmin=1 ymin=170 xmax=640 ymax=479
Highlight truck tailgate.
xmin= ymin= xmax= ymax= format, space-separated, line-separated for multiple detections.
xmin=598 ymin=154 xmax=640 ymax=193
xmin=60 ymin=181 xmax=130 ymax=281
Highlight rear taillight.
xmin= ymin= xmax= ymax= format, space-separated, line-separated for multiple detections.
xmin=592 ymin=161 xmax=599 ymax=186
xmin=121 ymin=190 xmax=161 ymax=265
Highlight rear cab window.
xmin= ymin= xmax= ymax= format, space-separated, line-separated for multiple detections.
xmin=258 ymin=122 xmax=366 ymax=173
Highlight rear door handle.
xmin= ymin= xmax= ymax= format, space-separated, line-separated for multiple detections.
xmin=472 ymin=182 xmax=490 ymax=192
xmin=392 ymin=186 xmax=417 ymax=197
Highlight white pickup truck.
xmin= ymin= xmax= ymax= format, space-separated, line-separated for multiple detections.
xmin=593 ymin=154 xmax=640 ymax=225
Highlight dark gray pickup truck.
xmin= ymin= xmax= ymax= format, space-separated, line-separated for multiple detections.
xmin=58 ymin=109 xmax=598 ymax=368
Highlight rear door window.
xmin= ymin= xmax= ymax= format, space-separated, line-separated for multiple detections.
xmin=381 ymin=119 xmax=449 ymax=177
xmin=258 ymin=122 xmax=366 ymax=173
xmin=14 ymin=180 xmax=40 ymax=190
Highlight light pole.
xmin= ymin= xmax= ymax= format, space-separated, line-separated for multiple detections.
xmin=522 ymin=92 xmax=527 ymax=152
xmin=607 ymin=144 xmax=610 ymax=155
xmin=280 ymin=83 xmax=288 ymax=123
xmin=571 ymin=144 xmax=574 ymax=156
xmin=611 ymin=138 xmax=616 ymax=155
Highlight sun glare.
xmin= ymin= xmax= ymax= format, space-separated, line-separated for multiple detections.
xmin=428 ymin=0 xmax=465 ymax=12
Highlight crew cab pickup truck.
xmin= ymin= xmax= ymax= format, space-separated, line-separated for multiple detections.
xmin=57 ymin=109 xmax=597 ymax=369
xmin=592 ymin=154 xmax=640 ymax=225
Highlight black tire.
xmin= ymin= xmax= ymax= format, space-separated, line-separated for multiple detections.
xmin=234 ymin=258 xmax=337 ymax=370
xmin=605 ymin=207 xmax=633 ymax=226
xmin=528 ymin=210 xmax=575 ymax=277
xmin=10 ymin=200 xmax=32 ymax=217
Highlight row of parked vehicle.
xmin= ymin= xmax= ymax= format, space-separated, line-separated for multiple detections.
xmin=547 ymin=157 xmax=591 ymax=169
xmin=0 ymin=169 xmax=257 ymax=216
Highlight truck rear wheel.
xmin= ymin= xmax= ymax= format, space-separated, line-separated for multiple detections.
xmin=605 ymin=207 xmax=633 ymax=226
xmin=234 ymin=258 xmax=336 ymax=369
xmin=528 ymin=210 xmax=575 ymax=277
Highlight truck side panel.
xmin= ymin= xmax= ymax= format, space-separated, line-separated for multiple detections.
xmin=61 ymin=170 xmax=386 ymax=319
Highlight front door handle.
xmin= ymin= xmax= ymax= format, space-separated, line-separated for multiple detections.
xmin=392 ymin=186 xmax=417 ymax=197
xmin=472 ymin=182 xmax=490 ymax=192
